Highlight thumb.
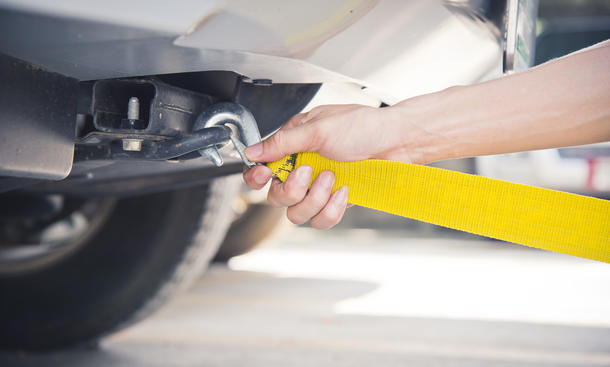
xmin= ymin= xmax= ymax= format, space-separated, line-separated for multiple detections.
xmin=245 ymin=124 xmax=319 ymax=163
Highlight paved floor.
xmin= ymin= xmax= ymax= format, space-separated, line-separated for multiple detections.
xmin=2 ymin=227 xmax=610 ymax=366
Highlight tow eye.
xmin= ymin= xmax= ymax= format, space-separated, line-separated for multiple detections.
xmin=193 ymin=102 xmax=261 ymax=167
xmin=74 ymin=79 xmax=261 ymax=167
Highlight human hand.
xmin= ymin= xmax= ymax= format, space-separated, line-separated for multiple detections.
xmin=242 ymin=104 xmax=416 ymax=229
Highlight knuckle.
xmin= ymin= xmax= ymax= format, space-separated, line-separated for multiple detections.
xmin=286 ymin=113 xmax=304 ymax=124
xmin=243 ymin=171 xmax=260 ymax=189
xmin=308 ymin=124 xmax=328 ymax=152
xmin=267 ymin=181 xmax=280 ymax=196
xmin=294 ymin=112 xmax=308 ymax=123
xmin=284 ymin=187 xmax=304 ymax=204
xmin=246 ymin=181 xmax=260 ymax=191
xmin=266 ymin=195 xmax=281 ymax=208
xmin=286 ymin=208 xmax=306 ymax=225
xmin=309 ymin=187 xmax=331 ymax=206
xmin=321 ymin=206 xmax=343 ymax=226
xmin=267 ymin=188 xmax=283 ymax=208
xmin=310 ymin=217 xmax=333 ymax=230
xmin=268 ymin=198 xmax=284 ymax=209
xmin=269 ymin=130 xmax=285 ymax=152
xmin=270 ymin=180 xmax=303 ymax=206
xmin=242 ymin=171 xmax=253 ymax=186
xmin=283 ymin=176 xmax=306 ymax=198
xmin=307 ymin=106 xmax=324 ymax=116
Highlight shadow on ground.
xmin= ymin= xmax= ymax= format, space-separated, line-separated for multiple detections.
xmin=2 ymin=267 xmax=609 ymax=367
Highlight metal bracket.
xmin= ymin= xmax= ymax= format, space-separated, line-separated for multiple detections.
xmin=193 ymin=102 xmax=262 ymax=167
xmin=73 ymin=102 xmax=262 ymax=166
xmin=74 ymin=126 xmax=231 ymax=162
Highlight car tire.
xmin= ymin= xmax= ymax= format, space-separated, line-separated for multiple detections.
xmin=214 ymin=203 xmax=284 ymax=262
xmin=0 ymin=175 xmax=240 ymax=350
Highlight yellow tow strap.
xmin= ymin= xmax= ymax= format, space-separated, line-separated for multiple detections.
xmin=267 ymin=152 xmax=610 ymax=263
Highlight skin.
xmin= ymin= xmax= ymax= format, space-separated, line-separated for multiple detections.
xmin=243 ymin=40 xmax=610 ymax=229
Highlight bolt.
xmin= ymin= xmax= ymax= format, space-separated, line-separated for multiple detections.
xmin=127 ymin=97 xmax=140 ymax=121
xmin=122 ymin=138 xmax=143 ymax=152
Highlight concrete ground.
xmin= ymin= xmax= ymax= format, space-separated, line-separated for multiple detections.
xmin=2 ymin=223 xmax=610 ymax=366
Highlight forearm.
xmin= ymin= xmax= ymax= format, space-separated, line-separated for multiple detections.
xmin=395 ymin=40 xmax=610 ymax=164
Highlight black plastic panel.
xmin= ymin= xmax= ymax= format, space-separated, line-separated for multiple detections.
xmin=157 ymin=71 xmax=320 ymax=138
xmin=0 ymin=54 xmax=78 ymax=180
xmin=92 ymin=79 xmax=216 ymax=137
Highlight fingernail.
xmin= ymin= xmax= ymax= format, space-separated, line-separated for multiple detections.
xmin=296 ymin=165 xmax=313 ymax=187
xmin=245 ymin=143 xmax=263 ymax=159
xmin=331 ymin=186 xmax=348 ymax=205
xmin=254 ymin=168 xmax=270 ymax=185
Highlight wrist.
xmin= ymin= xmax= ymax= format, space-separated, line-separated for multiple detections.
xmin=389 ymin=87 xmax=463 ymax=164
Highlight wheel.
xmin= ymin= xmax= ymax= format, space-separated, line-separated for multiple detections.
xmin=214 ymin=202 xmax=285 ymax=262
xmin=0 ymin=175 xmax=240 ymax=350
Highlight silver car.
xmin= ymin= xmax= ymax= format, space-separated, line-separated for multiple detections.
xmin=0 ymin=0 xmax=536 ymax=350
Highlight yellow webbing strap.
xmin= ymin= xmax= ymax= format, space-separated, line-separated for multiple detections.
xmin=267 ymin=152 xmax=610 ymax=263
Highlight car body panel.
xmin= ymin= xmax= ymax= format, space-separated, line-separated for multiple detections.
xmin=0 ymin=0 xmax=502 ymax=103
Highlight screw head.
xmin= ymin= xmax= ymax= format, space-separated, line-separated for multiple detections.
xmin=127 ymin=97 xmax=140 ymax=121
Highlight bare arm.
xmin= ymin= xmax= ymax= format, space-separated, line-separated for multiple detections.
xmin=244 ymin=40 xmax=610 ymax=229
xmin=399 ymin=39 xmax=610 ymax=163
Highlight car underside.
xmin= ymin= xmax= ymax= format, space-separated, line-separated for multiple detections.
xmin=0 ymin=0 xmax=528 ymax=350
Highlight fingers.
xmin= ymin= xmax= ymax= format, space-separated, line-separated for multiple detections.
xmin=310 ymin=186 xmax=349 ymax=230
xmin=243 ymin=165 xmax=273 ymax=190
xmin=245 ymin=164 xmax=348 ymax=229
xmin=245 ymin=103 xmax=370 ymax=164
xmin=245 ymin=123 xmax=323 ymax=163
xmin=277 ymin=169 xmax=348 ymax=230
xmin=286 ymin=171 xmax=335 ymax=225
xmin=267 ymin=165 xmax=313 ymax=207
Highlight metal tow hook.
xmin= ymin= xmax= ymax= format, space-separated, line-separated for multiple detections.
xmin=193 ymin=102 xmax=262 ymax=167
xmin=229 ymin=134 xmax=259 ymax=168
